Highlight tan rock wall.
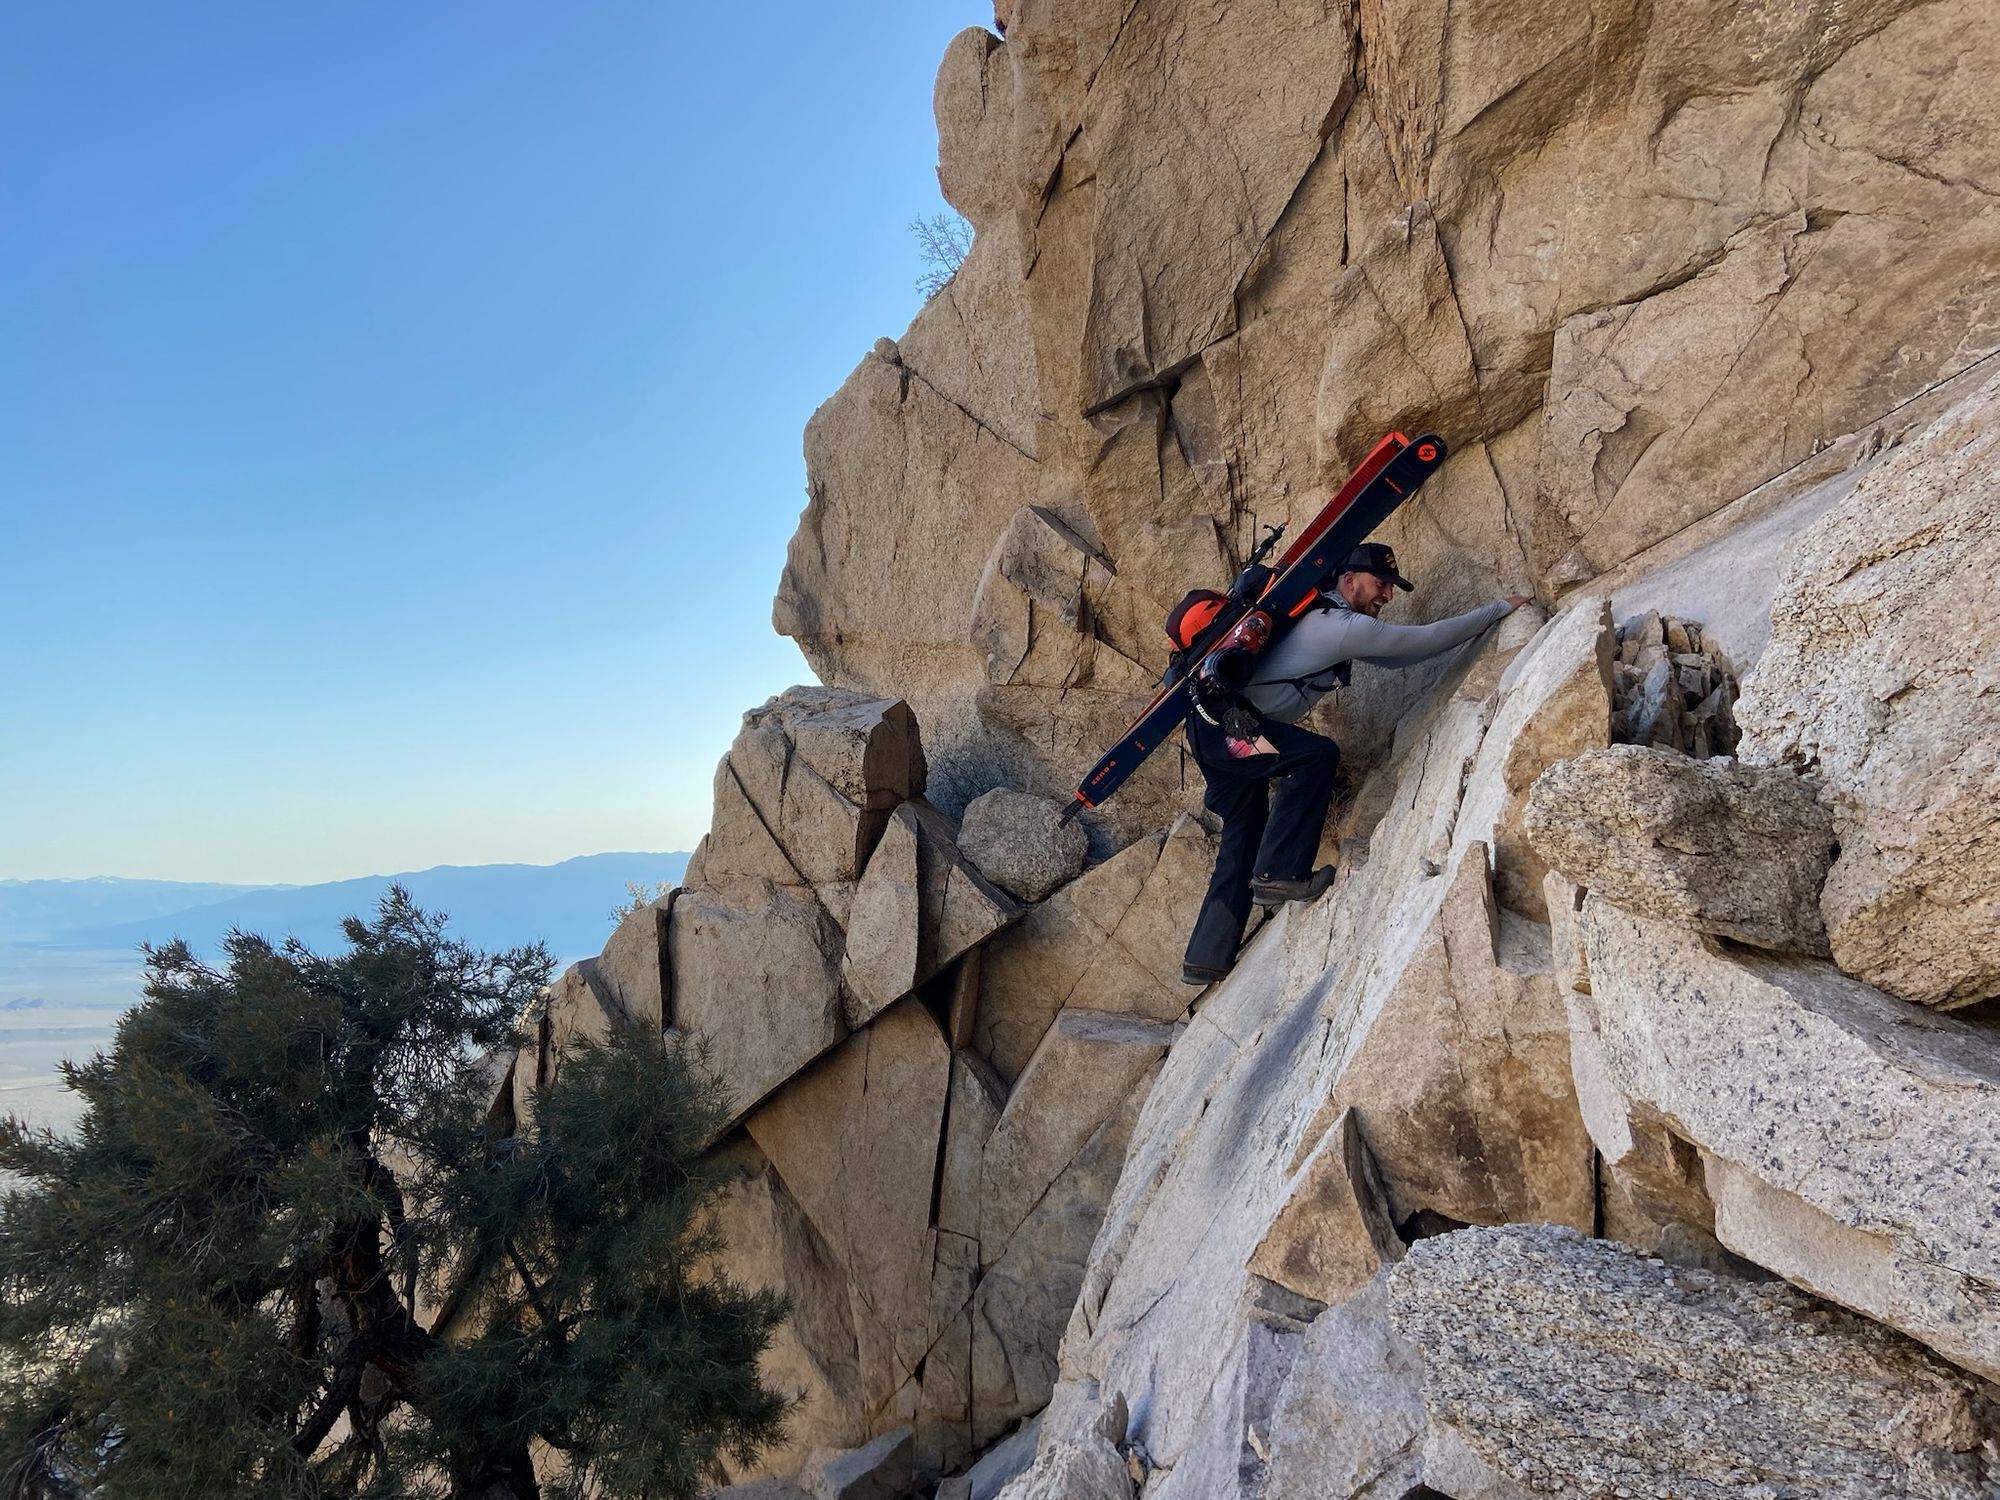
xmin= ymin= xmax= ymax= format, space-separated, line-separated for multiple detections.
xmin=776 ymin=0 xmax=1999 ymax=843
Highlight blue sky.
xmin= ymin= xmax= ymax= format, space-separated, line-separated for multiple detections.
xmin=0 ymin=2 xmax=994 ymax=883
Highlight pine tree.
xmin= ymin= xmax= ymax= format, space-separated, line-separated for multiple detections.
xmin=0 ymin=888 xmax=789 ymax=1500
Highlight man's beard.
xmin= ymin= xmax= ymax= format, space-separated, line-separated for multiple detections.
xmin=1358 ymin=594 xmax=1387 ymax=618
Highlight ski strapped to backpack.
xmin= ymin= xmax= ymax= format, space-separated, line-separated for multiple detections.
xmin=1055 ymin=431 xmax=1449 ymax=824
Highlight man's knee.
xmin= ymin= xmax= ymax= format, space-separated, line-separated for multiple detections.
xmin=1290 ymin=730 xmax=1339 ymax=774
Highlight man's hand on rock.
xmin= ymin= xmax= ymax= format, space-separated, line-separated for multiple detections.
xmin=1504 ymin=594 xmax=1534 ymax=610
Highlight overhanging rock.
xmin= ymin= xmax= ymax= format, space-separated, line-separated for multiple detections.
xmin=1579 ymin=895 xmax=2000 ymax=1381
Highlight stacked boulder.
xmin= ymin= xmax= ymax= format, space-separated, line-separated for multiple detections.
xmin=1529 ymin=378 xmax=2000 ymax=1390
xmin=493 ymin=687 xmax=1218 ymax=1486
xmin=1607 ymin=610 xmax=1741 ymax=757
xmin=1524 ymin=746 xmax=1835 ymax=955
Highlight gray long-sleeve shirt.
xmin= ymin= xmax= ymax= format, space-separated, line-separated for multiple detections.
xmin=1245 ymin=594 xmax=1513 ymax=722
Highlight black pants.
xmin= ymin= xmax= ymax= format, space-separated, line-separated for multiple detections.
xmin=1182 ymin=713 xmax=1340 ymax=973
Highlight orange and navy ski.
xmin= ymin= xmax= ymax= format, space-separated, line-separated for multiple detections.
xmin=1058 ymin=432 xmax=1448 ymax=822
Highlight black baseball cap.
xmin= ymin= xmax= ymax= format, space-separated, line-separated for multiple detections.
xmin=1344 ymin=542 xmax=1413 ymax=591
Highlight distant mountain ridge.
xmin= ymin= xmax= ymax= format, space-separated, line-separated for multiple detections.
xmin=11 ymin=853 xmax=689 ymax=962
xmin=0 ymin=877 xmax=278 ymax=943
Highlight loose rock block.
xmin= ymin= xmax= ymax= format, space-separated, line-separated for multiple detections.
xmin=1246 ymin=1108 xmax=1404 ymax=1308
xmin=1525 ymin=744 xmax=1836 ymax=955
xmin=958 ymin=787 xmax=1090 ymax=903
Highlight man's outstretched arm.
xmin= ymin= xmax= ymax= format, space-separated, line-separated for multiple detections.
xmin=1244 ymin=594 xmax=1530 ymax=721
xmin=1345 ymin=598 xmax=1514 ymax=665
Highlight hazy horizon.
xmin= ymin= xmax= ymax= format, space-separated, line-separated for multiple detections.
xmin=0 ymin=849 xmax=694 ymax=1135
xmin=0 ymin=849 xmax=686 ymax=890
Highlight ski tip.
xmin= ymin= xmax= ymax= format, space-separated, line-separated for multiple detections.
xmin=1057 ymin=797 xmax=1086 ymax=828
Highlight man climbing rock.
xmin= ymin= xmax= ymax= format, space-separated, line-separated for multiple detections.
xmin=1180 ymin=543 xmax=1531 ymax=985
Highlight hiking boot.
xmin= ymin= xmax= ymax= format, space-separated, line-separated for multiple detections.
xmin=1250 ymin=865 xmax=1336 ymax=908
xmin=1181 ymin=960 xmax=1231 ymax=987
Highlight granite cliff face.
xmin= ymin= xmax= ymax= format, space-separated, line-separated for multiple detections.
xmin=774 ymin=0 xmax=1999 ymax=843
xmin=493 ymin=3 xmax=2000 ymax=1495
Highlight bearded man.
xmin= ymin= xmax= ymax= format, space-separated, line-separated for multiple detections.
xmin=1180 ymin=543 xmax=1531 ymax=985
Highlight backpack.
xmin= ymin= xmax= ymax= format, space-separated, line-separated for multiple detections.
xmin=1163 ymin=588 xmax=1227 ymax=684
xmin=1165 ymin=589 xmax=1227 ymax=651
xmin=1162 ymin=563 xmax=1275 ymax=681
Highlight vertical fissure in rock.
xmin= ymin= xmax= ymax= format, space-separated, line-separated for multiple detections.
xmin=927 ymin=1048 xmax=957 ymax=1232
